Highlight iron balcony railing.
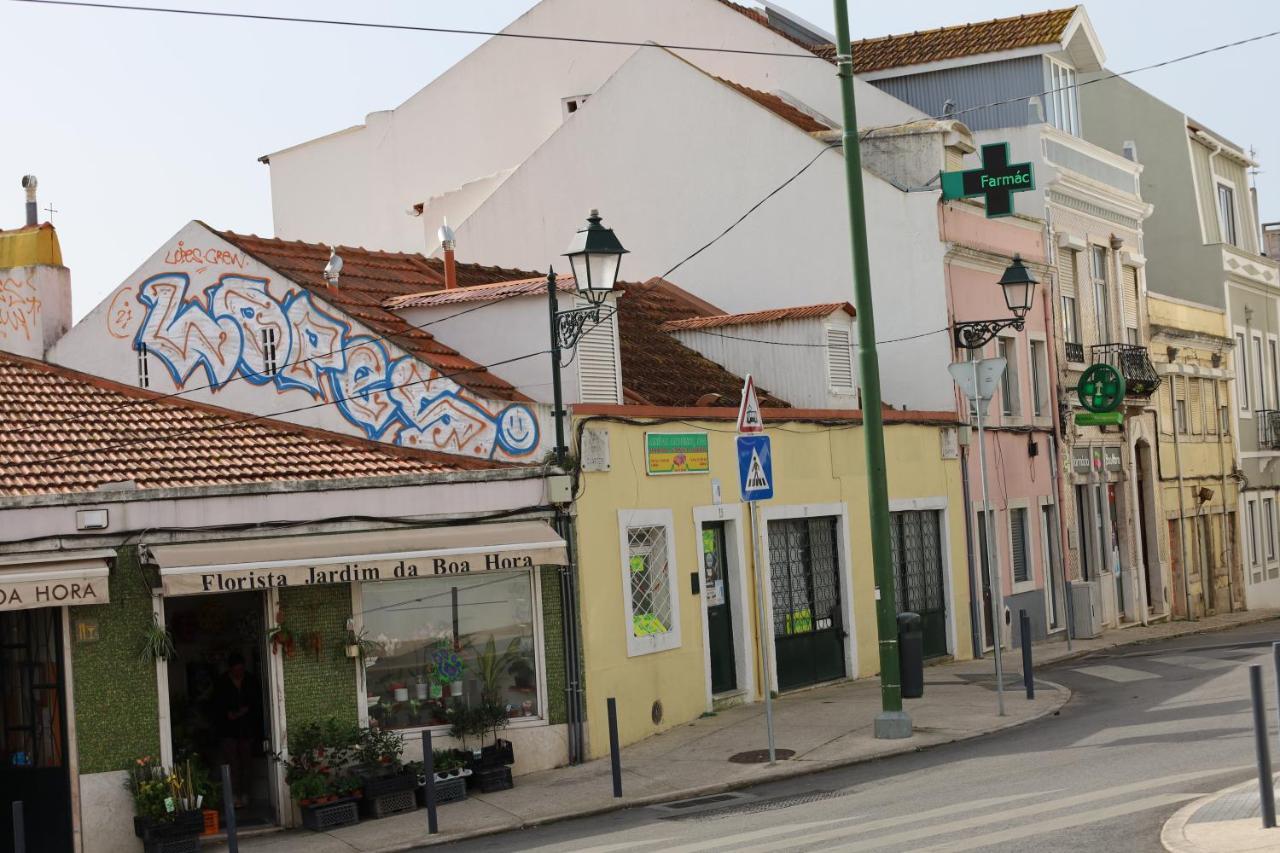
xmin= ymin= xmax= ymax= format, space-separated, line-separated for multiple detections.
xmin=1065 ymin=341 xmax=1085 ymax=364
xmin=1091 ymin=343 xmax=1161 ymax=398
xmin=1258 ymin=409 xmax=1280 ymax=449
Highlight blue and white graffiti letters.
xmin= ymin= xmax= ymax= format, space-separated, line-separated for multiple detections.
xmin=131 ymin=272 xmax=540 ymax=458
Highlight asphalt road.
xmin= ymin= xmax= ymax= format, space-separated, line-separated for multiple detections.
xmin=426 ymin=620 xmax=1280 ymax=853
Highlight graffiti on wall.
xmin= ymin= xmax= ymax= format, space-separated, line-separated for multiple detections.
xmin=0 ymin=276 xmax=41 ymax=341
xmin=125 ymin=271 xmax=540 ymax=459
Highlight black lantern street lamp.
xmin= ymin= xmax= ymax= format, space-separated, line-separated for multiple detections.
xmin=953 ymin=254 xmax=1038 ymax=350
xmin=547 ymin=210 xmax=628 ymax=464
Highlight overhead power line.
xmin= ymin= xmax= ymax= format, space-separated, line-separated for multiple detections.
xmin=671 ymin=325 xmax=950 ymax=348
xmin=9 ymin=0 xmax=826 ymax=59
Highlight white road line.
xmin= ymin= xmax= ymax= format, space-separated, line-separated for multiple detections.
xmin=642 ymin=817 xmax=856 ymax=853
xmin=1149 ymin=654 xmax=1240 ymax=671
xmin=1072 ymin=664 xmax=1162 ymax=682
xmin=1074 ymin=716 xmax=1248 ymax=747
xmin=907 ymin=792 xmax=1201 ymax=852
xmin=732 ymin=766 xmax=1246 ymax=853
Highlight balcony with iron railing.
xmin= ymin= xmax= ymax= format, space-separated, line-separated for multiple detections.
xmin=1258 ymin=409 xmax=1280 ymax=450
xmin=1091 ymin=343 xmax=1161 ymax=398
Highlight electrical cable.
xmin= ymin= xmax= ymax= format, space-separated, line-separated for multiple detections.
xmin=1 ymin=348 xmax=552 ymax=470
xmin=668 ymin=324 xmax=950 ymax=348
xmin=8 ymin=0 xmax=829 ymax=59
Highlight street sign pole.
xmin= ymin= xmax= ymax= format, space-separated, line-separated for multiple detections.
xmin=972 ymin=361 xmax=1007 ymax=716
xmin=748 ymin=499 xmax=776 ymax=765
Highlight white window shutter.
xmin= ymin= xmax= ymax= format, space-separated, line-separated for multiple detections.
xmin=1122 ymin=266 xmax=1139 ymax=331
xmin=576 ymin=300 xmax=622 ymax=404
xmin=826 ymin=327 xmax=854 ymax=392
xmin=1057 ymin=248 xmax=1076 ymax=298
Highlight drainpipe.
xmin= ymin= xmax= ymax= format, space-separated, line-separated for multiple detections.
xmin=1170 ymin=372 xmax=1195 ymax=620
xmin=1041 ymin=244 xmax=1074 ymax=647
xmin=1215 ymin=379 xmax=1236 ymax=612
xmin=1048 ymin=434 xmax=1074 ymax=649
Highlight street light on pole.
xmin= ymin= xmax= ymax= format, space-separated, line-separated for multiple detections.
xmin=950 ymin=256 xmax=1040 ymax=717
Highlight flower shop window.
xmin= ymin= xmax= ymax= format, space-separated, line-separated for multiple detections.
xmin=619 ymin=509 xmax=682 ymax=657
xmin=359 ymin=571 xmax=540 ymax=731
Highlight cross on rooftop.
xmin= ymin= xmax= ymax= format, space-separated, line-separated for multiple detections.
xmin=43 ymin=203 xmax=57 ymax=223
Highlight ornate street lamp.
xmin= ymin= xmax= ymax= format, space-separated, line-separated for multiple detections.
xmin=953 ymin=254 xmax=1038 ymax=350
xmin=547 ymin=210 xmax=628 ymax=464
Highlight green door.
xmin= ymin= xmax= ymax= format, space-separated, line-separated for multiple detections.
xmin=890 ymin=510 xmax=950 ymax=658
xmin=768 ymin=517 xmax=846 ymax=691
xmin=702 ymin=522 xmax=738 ymax=694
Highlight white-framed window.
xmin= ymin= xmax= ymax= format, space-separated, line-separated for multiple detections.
xmin=619 ymin=509 xmax=682 ymax=656
xmin=1248 ymin=499 xmax=1260 ymax=566
xmin=1173 ymin=376 xmax=1187 ymax=434
xmin=1010 ymin=506 xmax=1031 ymax=584
xmin=1030 ymin=338 xmax=1049 ymax=419
xmin=1266 ymin=497 xmax=1277 ymax=562
xmin=137 ymin=342 xmax=151 ymax=389
xmin=1047 ymin=57 xmax=1079 ymax=136
xmin=1237 ymin=332 xmax=1250 ymax=411
xmin=1270 ymin=338 xmax=1280 ymax=409
xmin=1254 ymin=335 xmax=1266 ymax=411
xmin=999 ymin=336 xmax=1020 ymax=418
xmin=826 ymin=327 xmax=855 ymax=394
xmin=261 ymin=326 xmax=279 ymax=376
xmin=1091 ymin=246 xmax=1110 ymax=344
xmin=1058 ymin=248 xmax=1081 ymax=346
xmin=1218 ymin=183 xmax=1238 ymax=247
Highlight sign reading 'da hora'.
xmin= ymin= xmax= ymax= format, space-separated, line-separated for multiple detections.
xmin=0 ymin=577 xmax=109 ymax=613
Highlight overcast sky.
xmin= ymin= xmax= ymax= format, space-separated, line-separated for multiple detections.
xmin=3 ymin=0 xmax=1277 ymax=318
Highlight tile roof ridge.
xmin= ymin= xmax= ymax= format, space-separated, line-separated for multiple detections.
xmin=852 ymin=5 xmax=1077 ymax=47
xmin=629 ymin=277 xmax=726 ymax=316
xmin=0 ymin=352 xmax=506 ymax=470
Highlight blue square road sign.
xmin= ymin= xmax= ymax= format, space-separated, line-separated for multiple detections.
xmin=737 ymin=435 xmax=774 ymax=502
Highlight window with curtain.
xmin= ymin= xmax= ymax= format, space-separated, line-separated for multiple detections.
xmin=360 ymin=572 xmax=540 ymax=731
xmin=999 ymin=337 xmax=1020 ymax=417
xmin=1030 ymin=340 xmax=1048 ymax=418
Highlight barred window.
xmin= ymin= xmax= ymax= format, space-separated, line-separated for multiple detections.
xmin=261 ymin=326 xmax=279 ymax=376
xmin=1010 ymin=507 xmax=1030 ymax=583
xmin=620 ymin=511 xmax=681 ymax=656
xmin=137 ymin=342 xmax=151 ymax=389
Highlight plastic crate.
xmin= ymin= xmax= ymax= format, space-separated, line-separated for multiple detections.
xmin=418 ymin=771 xmax=469 ymax=806
xmin=361 ymin=772 xmax=418 ymax=798
xmin=361 ymin=788 xmax=417 ymax=819
xmin=301 ymin=798 xmax=359 ymax=832
xmin=201 ymin=809 xmax=219 ymax=837
xmin=134 ymin=811 xmax=205 ymax=842
xmin=144 ymin=838 xmax=200 ymax=853
xmin=474 ymin=765 xmax=513 ymax=793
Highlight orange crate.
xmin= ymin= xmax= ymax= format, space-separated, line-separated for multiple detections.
xmin=202 ymin=809 xmax=219 ymax=836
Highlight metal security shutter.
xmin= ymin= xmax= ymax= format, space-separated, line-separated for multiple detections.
xmin=1122 ymin=265 xmax=1140 ymax=334
xmin=1057 ymin=248 xmax=1077 ymax=298
xmin=889 ymin=510 xmax=948 ymax=657
xmin=576 ymin=300 xmax=622 ymax=404
xmin=1011 ymin=508 xmax=1029 ymax=583
xmin=826 ymin=327 xmax=854 ymax=392
xmin=1189 ymin=377 xmax=1204 ymax=434
xmin=1159 ymin=380 xmax=1175 ymax=435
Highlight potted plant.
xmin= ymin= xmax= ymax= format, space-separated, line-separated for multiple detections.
xmin=137 ymin=617 xmax=176 ymax=664
xmin=410 ymin=750 xmax=471 ymax=806
xmin=128 ymin=756 xmax=206 ymax=849
xmin=390 ymin=681 xmax=409 ymax=703
xmin=268 ymin=609 xmax=297 ymax=658
xmin=276 ymin=718 xmax=361 ymax=831
xmin=355 ymin=727 xmax=417 ymax=818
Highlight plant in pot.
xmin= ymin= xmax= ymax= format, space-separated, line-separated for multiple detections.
xmin=128 ymin=756 xmax=207 ymax=846
xmin=355 ymin=726 xmax=417 ymax=799
xmin=276 ymin=718 xmax=362 ymax=831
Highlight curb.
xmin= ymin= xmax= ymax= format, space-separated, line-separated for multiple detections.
xmin=1160 ymin=777 xmax=1258 ymax=853
xmin=1037 ymin=613 xmax=1280 ymax=672
xmin=357 ymin=681 xmax=1072 ymax=852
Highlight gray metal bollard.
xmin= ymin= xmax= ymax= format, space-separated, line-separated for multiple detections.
xmin=423 ymin=729 xmax=438 ymax=835
xmin=220 ymin=764 xmax=239 ymax=853
xmin=1020 ymin=610 xmax=1035 ymax=700
xmin=12 ymin=800 xmax=24 ymax=853
xmin=607 ymin=697 xmax=622 ymax=798
xmin=1250 ymin=665 xmax=1277 ymax=829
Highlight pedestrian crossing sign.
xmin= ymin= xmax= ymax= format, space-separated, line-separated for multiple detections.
xmin=737 ymin=434 xmax=774 ymax=501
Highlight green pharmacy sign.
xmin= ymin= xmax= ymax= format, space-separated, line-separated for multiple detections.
xmin=940 ymin=143 xmax=1035 ymax=218
xmin=1077 ymin=363 xmax=1125 ymax=414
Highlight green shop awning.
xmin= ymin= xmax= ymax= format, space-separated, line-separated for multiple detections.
xmin=147 ymin=521 xmax=567 ymax=597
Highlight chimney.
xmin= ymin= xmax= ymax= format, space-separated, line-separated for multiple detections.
xmin=439 ymin=218 xmax=457 ymax=290
xmin=21 ymin=175 xmax=37 ymax=227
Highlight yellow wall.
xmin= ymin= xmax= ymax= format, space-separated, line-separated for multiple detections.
xmin=573 ymin=416 xmax=968 ymax=756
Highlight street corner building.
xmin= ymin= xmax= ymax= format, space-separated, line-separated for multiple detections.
xmin=0 ymin=262 xmax=575 ymax=851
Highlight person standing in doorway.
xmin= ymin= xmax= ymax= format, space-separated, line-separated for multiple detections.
xmin=214 ymin=652 xmax=260 ymax=808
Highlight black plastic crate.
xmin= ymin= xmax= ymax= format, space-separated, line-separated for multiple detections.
xmin=361 ymin=788 xmax=417 ymax=819
xmin=361 ymin=772 xmax=418 ymax=799
xmin=144 ymin=838 xmax=200 ymax=853
xmin=418 ymin=771 xmax=469 ymax=806
xmin=301 ymin=798 xmax=359 ymax=832
xmin=474 ymin=765 xmax=513 ymax=793
xmin=135 ymin=811 xmax=204 ymax=842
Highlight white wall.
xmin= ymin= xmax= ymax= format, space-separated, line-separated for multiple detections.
xmin=448 ymin=47 xmax=953 ymax=410
xmin=46 ymin=221 xmax=551 ymax=462
xmin=0 ymin=264 xmax=71 ymax=360
xmin=266 ymin=0 xmax=923 ymax=253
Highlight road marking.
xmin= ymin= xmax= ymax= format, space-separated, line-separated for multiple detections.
xmin=1075 ymin=716 xmax=1248 ymax=747
xmin=907 ymin=792 xmax=1201 ymax=852
xmin=733 ymin=766 xmax=1246 ymax=853
xmin=1150 ymin=654 xmax=1240 ymax=671
xmin=1072 ymin=664 xmax=1161 ymax=682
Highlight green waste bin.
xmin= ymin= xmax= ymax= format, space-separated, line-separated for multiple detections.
xmin=897 ymin=612 xmax=924 ymax=699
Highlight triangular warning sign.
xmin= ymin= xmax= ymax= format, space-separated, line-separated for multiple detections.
xmin=737 ymin=374 xmax=764 ymax=434
xmin=745 ymin=449 xmax=770 ymax=491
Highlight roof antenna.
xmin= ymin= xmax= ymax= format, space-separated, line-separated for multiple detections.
xmin=323 ymin=248 xmax=343 ymax=289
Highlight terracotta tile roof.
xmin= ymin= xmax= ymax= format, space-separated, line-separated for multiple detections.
xmin=214 ymin=228 xmax=540 ymax=402
xmin=0 ymin=352 xmax=501 ymax=496
xmin=661 ymin=302 xmax=854 ymax=332
xmin=716 ymin=1 xmax=838 ymax=62
xmin=615 ymin=279 xmax=788 ymax=408
xmin=385 ymin=275 xmax=576 ymax=309
xmin=851 ymin=7 xmax=1078 ymax=74
xmin=718 ymin=79 xmax=831 ymax=132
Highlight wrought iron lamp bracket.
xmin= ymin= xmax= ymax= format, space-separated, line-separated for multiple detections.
xmin=953 ymin=317 xmax=1026 ymax=350
xmin=554 ymin=304 xmax=615 ymax=350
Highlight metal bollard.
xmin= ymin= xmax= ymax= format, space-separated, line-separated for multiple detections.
xmin=1020 ymin=610 xmax=1035 ymax=700
xmin=220 ymin=764 xmax=239 ymax=853
xmin=607 ymin=697 xmax=622 ymax=798
xmin=1273 ymin=642 xmax=1280 ymax=737
xmin=12 ymin=800 xmax=24 ymax=853
xmin=1250 ymin=665 xmax=1277 ymax=829
xmin=423 ymin=729 xmax=438 ymax=835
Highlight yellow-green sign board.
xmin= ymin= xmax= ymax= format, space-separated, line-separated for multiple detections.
xmin=645 ymin=432 xmax=710 ymax=475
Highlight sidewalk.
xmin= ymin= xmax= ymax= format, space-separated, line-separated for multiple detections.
xmin=213 ymin=609 xmax=1279 ymax=853
xmin=1162 ymin=776 xmax=1280 ymax=853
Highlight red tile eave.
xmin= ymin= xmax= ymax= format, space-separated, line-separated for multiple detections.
xmin=572 ymin=404 xmax=959 ymax=425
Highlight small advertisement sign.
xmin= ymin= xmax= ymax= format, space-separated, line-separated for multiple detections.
xmin=645 ymin=432 xmax=710 ymax=475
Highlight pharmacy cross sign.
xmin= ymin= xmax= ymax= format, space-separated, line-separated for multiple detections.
xmin=940 ymin=143 xmax=1035 ymax=218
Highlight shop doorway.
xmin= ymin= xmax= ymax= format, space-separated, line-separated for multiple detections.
xmin=890 ymin=510 xmax=949 ymax=658
xmin=0 ymin=608 xmax=71 ymax=853
xmin=767 ymin=517 xmax=846 ymax=691
xmin=165 ymin=592 xmax=274 ymax=828
xmin=701 ymin=522 xmax=738 ymax=695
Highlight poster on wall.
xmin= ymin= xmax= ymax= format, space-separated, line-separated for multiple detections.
xmin=645 ymin=432 xmax=710 ymax=475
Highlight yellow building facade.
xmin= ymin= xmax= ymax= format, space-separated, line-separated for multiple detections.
xmin=1148 ymin=295 xmax=1242 ymax=618
xmin=571 ymin=406 xmax=970 ymax=755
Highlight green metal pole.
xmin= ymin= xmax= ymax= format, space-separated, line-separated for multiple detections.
xmin=831 ymin=0 xmax=911 ymax=738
